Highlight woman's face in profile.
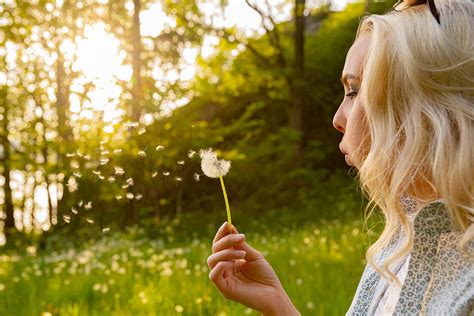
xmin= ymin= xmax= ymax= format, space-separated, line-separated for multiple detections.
xmin=333 ymin=34 xmax=371 ymax=169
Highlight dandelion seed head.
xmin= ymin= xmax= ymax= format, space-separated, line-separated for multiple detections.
xmin=199 ymin=148 xmax=231 ymax=178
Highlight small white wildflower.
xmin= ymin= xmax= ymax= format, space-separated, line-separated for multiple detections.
xmin=199 ymin=148 xmax=231 ymax=178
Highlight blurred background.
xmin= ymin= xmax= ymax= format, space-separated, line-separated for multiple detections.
xmin=0 ymin=0 xmax=392 ymax=314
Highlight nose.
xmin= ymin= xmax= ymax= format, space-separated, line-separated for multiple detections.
xmin=332 ymin=105 xmax=345 ymax=134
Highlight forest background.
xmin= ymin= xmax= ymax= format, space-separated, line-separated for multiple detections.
xmin=0 ymin=0 xmax=392 ymax=314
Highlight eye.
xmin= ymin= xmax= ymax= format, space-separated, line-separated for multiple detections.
xmin=345 ymin=91 xmax=358 ymax=100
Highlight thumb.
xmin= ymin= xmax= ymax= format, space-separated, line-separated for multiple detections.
xmin=231 ymin=225 xmax=263 ymax=261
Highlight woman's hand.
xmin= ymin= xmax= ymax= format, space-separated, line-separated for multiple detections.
xmin=207 ymin=222 xmax=300 ymax=315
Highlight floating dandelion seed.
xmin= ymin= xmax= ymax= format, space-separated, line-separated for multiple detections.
xmin=138 ymin=150 xmax=147 ymax=157
xmin=101 ymin=150 xmax=110 ymax=155
xmin=188 ymin=150 xmax=196 ymax=158
xmin=126 ymin=178 xmax=135 ymax=186
xmin=177 ymin=160 xmax=185 ymax=165
xmin=113 ymin=149 xmax=122 ymax=155
xmin=122 ymin=184 xmax=129 ymax=189
xmin=114 ymin=167 xmax=125 ymax=176
xmin=108 ymin=176 xmax=116 ymax=183
xmin=92 ymin=170 xmax=101 ymax=176
xmin=70 ymin=160 xmax=80 ymax=169
xmin=162 ymin=171 xmax=170 ymax=176
xmin=73 ymin=172 xmax=82 ymax=178
xmin=155 ymin=145 xmax=164 ymax=151
xmin=115 ymin=195 xmax=123 ymax=200
xmin=85 ymin=201 xmax=92 ymax=210
xmin=66 ymin=153 xmax=76 ymax=158
xmin=98 ymin=175 xmax=105 ymax=180
xmin=102 ymin=227 xmax=110 ymax=233
xmin=63 ymin=215 xmax=71 ymax=223
xmin=76 ymin=151 xmax=84 ymax=157
xmin=193 ymin=173 xmax=201 ymax=181
xmin=71 ymin=207 xmax=78 ymax=214
xmin=83 ymin=155 xmax=91 ymax=160
xmin=126 ymin=192 xmax=134 ymax=200
xmin=78 ymin=200 xmax=84 ymax=207
xmin=86 ymin=218 xmax=94 ymax=224
xmin=66 ymin=177 xmax=78 ymax=192
xmin=135 ymin=193 xmax=143 ymax=200
xmin=100 ymin=158 xmax=110 ymax=165
xmin=138 ymin=127 xmax=146 ymax=135
xmin=199 ymin=148 xmax=232 ymax=225
xmin=152 ymin=171 xmax=158 ymax=178
xmin=175 ymin=177 xmax=182 ymax=182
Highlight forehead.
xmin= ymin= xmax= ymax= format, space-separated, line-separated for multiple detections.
xmin=342 ymin=34 xmax=371 ymax=81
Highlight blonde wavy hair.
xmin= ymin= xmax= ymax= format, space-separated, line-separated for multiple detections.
xmin=353 ymin=0 xmax=474 ymax=286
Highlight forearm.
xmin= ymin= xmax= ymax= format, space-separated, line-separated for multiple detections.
xmin=261 ymin=289 xmax=301 ymax=316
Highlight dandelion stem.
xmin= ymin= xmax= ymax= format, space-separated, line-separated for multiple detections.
xmin=219 ymin=176 xmax=232 ymax=226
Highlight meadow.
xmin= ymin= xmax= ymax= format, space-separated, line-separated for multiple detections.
xmin=0 ymin=206 xmax=377 ymax=316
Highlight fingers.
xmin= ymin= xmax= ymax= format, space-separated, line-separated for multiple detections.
xmin=213 ymin=222 xmax=234 ymax=244
xmin=212 ymin=233 xmax=246 ymax=254
xmin=209 ymin=260 xmax=235 ymax=297
xmin=207 ymin=249 xmax=247 ymax=270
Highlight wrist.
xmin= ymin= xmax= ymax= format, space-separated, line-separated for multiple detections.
xmin=261 ymin=288 xmax=300 ymax=316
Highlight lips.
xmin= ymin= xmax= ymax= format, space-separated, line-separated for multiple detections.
xmin=339 ymin=143 xmax=347 ymax=155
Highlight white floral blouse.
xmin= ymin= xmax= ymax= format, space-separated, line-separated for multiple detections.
xmin=346 ymin=198 xmax=473 ymax=315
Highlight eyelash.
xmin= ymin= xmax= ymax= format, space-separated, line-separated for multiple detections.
xmin=345 ymin=91 xmax=358 ymax=100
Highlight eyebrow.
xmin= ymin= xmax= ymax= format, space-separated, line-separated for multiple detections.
xmin=340 ymin=74 xmax=360 ymax=86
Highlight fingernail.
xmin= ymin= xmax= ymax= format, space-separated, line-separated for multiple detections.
xmin=237 ymin=234 xmax=245 ymax=239
xmin=220 ymin=222 xmax=227 ymax=230
xmin=238 ymin=250 xmax=246 ymax=257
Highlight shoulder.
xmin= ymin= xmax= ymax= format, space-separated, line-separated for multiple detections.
xmin=420 ymin=231 xmax=474 ymax=315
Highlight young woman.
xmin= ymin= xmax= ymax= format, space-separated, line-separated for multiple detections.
xmin=206 ymin=0 xmax=473 ymax=314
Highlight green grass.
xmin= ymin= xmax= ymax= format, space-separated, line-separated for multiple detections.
xmin=0 ymin=208 xmax=378 ymax=315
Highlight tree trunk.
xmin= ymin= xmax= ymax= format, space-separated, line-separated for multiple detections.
xmin=289 ymin=0 xmax=306 ymax=162
xmin=131 ymin=0 xmax=143 ymax=121
xmin=0 ymin=87 xmax=15 ymax=237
